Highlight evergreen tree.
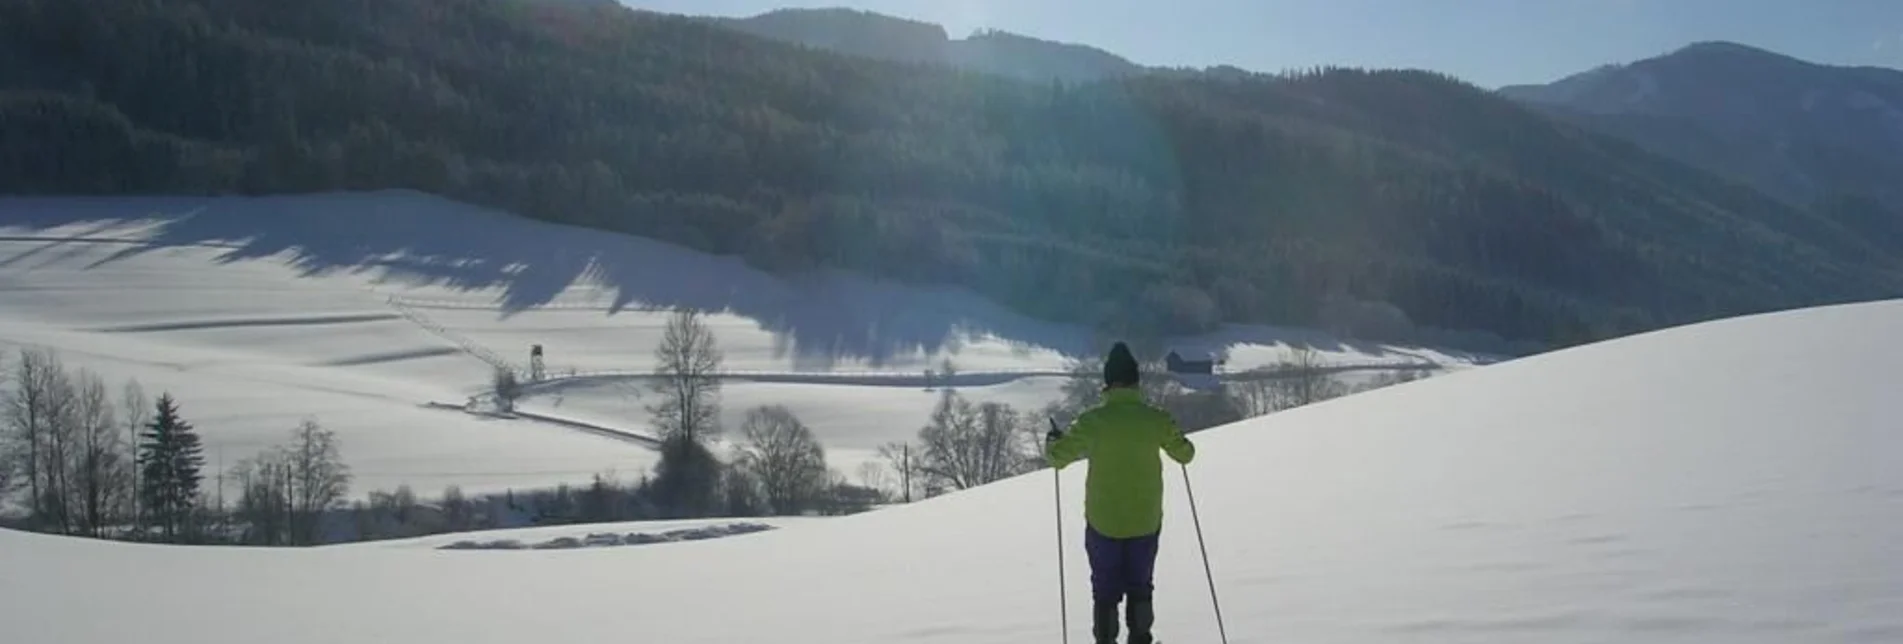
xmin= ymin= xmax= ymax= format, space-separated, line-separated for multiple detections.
xmin=138 ymin=393 xmax=204 ymax=540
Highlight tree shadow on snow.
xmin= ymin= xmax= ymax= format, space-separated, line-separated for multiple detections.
xmin=0 ymin=191 xmax=1099 ymax=369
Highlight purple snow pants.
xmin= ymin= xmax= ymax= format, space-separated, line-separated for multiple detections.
xmin=1084 ymin=525 xmax=1161 ymax=603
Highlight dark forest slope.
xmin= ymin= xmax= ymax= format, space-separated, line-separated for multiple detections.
xmin=2 ymin=0 xmax=1899 ymax=351
xmin=1501 ymin=42 xmax=1903 ymax=216
xmin=708 ymin=8 xmax=1141 ymax=84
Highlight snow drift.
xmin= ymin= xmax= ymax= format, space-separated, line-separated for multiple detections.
xmin=3 ymin=297 xmax=1899 ymax=644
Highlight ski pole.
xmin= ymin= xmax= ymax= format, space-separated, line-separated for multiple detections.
xmin=1048 ymin=417 xmax=1070 ymax=644
xmin=1182 ymin=463 xmax=1229 ymax=644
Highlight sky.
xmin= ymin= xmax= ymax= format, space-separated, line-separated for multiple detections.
xmin=620 ymin=0 xmax=1903 ymax=88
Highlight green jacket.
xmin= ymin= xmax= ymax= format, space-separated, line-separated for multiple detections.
xmin=1047 ymin=387 xmax=1196 ymax=538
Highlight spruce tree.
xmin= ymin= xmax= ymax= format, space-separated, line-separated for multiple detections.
xmin=172 ymin=410 xmax=204 ymax=533
xmin=138 ymin=393 xmax=203 ymax=540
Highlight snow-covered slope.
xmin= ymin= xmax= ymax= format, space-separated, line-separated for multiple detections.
xmin=4 ymin=297 xmax=1899 ymax=644
xmin=0 ymin=191 xmax=1478 ymax=499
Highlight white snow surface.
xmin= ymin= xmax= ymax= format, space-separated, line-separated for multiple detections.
xmin=4 ymin=296 xmax=1901 ymax=643
xmin=0 ymin=192 xmax=1481 ymax=498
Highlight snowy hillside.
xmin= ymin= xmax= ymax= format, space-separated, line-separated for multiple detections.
xmin=5 ymin=296 xmax=1899 ymax=643
xmin=0 ymin=191 xmax=1478 ymax=499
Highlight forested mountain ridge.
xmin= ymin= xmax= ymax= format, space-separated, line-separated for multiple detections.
xmin=706 ymin=8 xmax=1142 ymax=84
xmin=2 ymin=0 xmax=1899 ymax=354
xmin=1500 ymin=41 xmax=1903 ymax=219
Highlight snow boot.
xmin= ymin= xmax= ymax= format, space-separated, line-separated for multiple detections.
xmin=1125 ymin=597 xmax=1155 ymax=644
xmin=1092 ymin=599 xmax=1121 ymax=644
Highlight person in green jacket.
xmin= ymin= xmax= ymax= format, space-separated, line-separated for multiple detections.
xmin=1046 ymin=341 xmax=1196 ymax=644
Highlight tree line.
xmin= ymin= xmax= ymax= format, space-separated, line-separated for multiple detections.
xmin=0 ymin=319 xmax=1420 ymax=544
xmin=875 ymin=342 xmax=1426 ymax=501
xmin=0 ymin=336 xmax=872 ymax=545
xmin=3 ymin=0 xmax=1897 ymax=353
xmin=626 ymin=310 xmax=1412 ymax=509
xmin=0 ymin=347 xmax=350 ymax=544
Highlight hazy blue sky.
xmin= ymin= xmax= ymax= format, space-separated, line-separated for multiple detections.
xmin=622 ymin=0 xmax=1903 ymax=88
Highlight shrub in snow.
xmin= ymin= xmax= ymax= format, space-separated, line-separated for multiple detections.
xmin=532 ymin=536 xmax=583 ymax=549
xmin=436 ymin=522 xmax=779 ymax=551
xmin=728 ymin=522 xmax=773 ymax=535
xmin=583 ymin=532 xmax=624 ymax=547
xmin=439 ymin=539 xmax=526 ymax=550
xmin=671 ymin=528 xmax=718 ymax=541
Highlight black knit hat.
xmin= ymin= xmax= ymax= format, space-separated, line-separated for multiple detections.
xmin=1103 ymin=341 xmax=1140 ymax=387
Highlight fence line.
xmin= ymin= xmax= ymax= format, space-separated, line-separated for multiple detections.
xmin=515 ymin=361 xmax=1443 ymax=390
xmin=381 ymin=294 xmax=1450 ymax=388
xmin=422 ymin=401 xmax=663 ymax=448
xmin=531 ymin=367 xmax=1066 ymax=379
xmin=535 ymin=362 xmax=1438 ymax=380
xmin=386 ymin=296 xmax=519 ymax=374
xmin=384 ymin=294 xmax=673 ymax=313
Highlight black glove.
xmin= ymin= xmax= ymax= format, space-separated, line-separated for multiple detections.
xmin=1046 ymin=428 xmax=1064 ymax=444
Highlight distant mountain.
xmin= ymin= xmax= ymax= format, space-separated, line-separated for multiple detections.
xmin=707 ymin=8 xmax=1141 ymax=83
xmin=1499 ymin=42 xmax=1903 ymax=218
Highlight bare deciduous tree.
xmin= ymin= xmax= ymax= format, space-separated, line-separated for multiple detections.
xmin=233 ymin=419 xmax=352 ymax=545
xmin=70 ymin=368 xmax=131 ymax=537
xmin=854 ymin=461 xmax=892 ymax=501
xmin=1046 ymin=349 xmax=1173 ymax=428
xmin=387 ymin=484 xmax=418 ymax=529
xmin=4 ymin=349 xmax=44 ymax=525
xmin=1158 ymin=388 xmax=1244 ymax=434
xmin=816 ymin=467 xmax=859 ymax=515
xmin=648 ymin=309 xmax=722 ymax=444
xmin=349 ymin=483 xmax=425 ymax=541
xmin=735 ymin=405 xmax=828 ymax=515
xmin=645 ymin=309 xmax=725 ymax=518
xmin=875 ymin=441 xmax=924 ymax=502
xmin=232 ymin=451 xmax=290 ymax=545
xmin=1354 ymin=367 xmax=1429 ymax=394
xmin=286 ymin=419 xmax=350 ymax=544
xmin=719 ymin=462 xmax=766 ymax=517
xmin=1230 ymin=371 xmax=1280 ymax=418
xmin=1232 ymin=346 xmax=1350 ymax=418
xmin=42 ymin=369 xmax=77 ymax=534
xmin=914 ymin=392 xmax=1034 ymax=491
xmin=120 ymin=379 xmax=148 ymax=531
xmin=441 ymin=485 xmax=471 ymax=533
xmin=1279 ymin=345 xmax=1346 ymax=407
xmin=5 ymin=348 xmax=79 ymax=532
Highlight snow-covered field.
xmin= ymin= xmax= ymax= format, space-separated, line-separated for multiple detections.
xmin=5 ymin=295 xmax=1899 ymax=643
xmin=0 ymin=191 xmax=1487 ymax=499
